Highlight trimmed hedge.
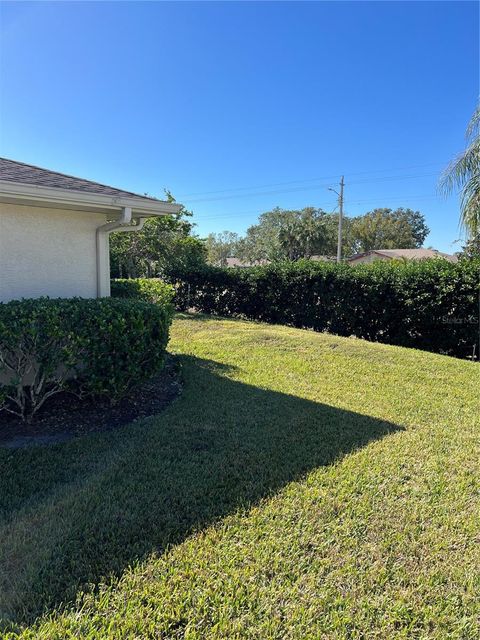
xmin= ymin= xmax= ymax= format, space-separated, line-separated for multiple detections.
xmin=0 ymin=297 xmax=173 ymax=421
xmin=111 ymin=278 xmax=175 ymax=307
xmin=171 ymin=259 xmax=480 ymax=359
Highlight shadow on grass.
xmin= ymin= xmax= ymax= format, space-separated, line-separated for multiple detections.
xmin=0 ymin=355 xmax=403 ymax=629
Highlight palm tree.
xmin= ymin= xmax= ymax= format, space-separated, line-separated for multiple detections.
xmin=441 ymin=105 xmax=480 ymax=237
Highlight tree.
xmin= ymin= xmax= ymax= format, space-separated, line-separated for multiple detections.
xmin=347 ymin=208 xmax=429 ymax=253
xmin=204 ymin=231 xmax=241 ymax=266
xmin=237 ymin=207 xmax=337 ymax=262
xmin=110 ymin=193 xmax=207 ymax=279
xmin=203 ymin=206 xmax=429 ymax=264
xmin=441 ymin=105 xmax=480 ymax=237
xmin=457 ymin=234 xmax=480 ymax=260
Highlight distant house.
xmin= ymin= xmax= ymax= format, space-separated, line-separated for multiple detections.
xmin=0 ymin=158 xmax=180 ymax=302
xmin=347 ymin=248 xmax=458 ymax=265
xmin=225 ymin=256 xmax=334 ymax=267
xmin=225 ymin=257 xmax=269 ymax=268
xmin=310 ymin=255 xmax=336 ymax=262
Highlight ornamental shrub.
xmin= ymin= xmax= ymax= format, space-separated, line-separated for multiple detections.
xmin=111 ymin=278 xmax=175 ymax=307
xmin=0 ymin=297 xmax=173 ymax=422
xmin=170 ymin=259 xmax=480 ymax=359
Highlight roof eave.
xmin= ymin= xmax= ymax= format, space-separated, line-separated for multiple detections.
xmin=0 ymin=180 xmax=182 ymax=216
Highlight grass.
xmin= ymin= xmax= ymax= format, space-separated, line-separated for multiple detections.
xmin=0 ymin=314 xmax=478 ymax=638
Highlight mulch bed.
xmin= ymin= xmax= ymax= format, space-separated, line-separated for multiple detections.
xmin=0 ymin=355 xmax=182 ymax=448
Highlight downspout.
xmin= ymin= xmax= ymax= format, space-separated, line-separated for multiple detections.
xmin=96 ymin=206 xmax=146 ymax=297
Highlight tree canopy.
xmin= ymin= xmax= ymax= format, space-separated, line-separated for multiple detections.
xmin=204 ymin=231 xmax=242 ymax=266
xmin=457 ymin=234 xmax=480 ymax=260
xmin=215 ymin=206 xmax=430 ymax=263
xmin=110 ymin=194 xmax=207 ymax=279
xmin=347 ymin=208 xmax=430 ymax=253
xmin=236 ymin=207 xmax=338 ymax=263
xmin=111 ymin=195 xmax=431 ymax=275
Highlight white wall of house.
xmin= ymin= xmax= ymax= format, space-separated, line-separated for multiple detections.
xmin=0 ymin=202 xmax=107 ymax=302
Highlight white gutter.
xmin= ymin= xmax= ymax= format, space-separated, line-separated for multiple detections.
xmin=96 ymin=207 xmax=147 ymax=297
xmin=0 ymin=179 xmax=182 ymax=297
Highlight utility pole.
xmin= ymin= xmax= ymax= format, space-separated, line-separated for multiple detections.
xmin=329 ymin=177 xmax=345 ymax=263
xmin=337 ymin=176 xmax=345 ymax=263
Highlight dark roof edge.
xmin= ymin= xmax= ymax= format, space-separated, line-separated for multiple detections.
xmin=0 ymin=157 xmax=167 ymax=203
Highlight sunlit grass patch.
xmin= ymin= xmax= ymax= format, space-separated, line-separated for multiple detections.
xmin=1 ymin=314 xmax=478 ymax=639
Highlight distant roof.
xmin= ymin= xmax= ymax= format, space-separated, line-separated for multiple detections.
xmin=0 ymin=157 xmax=162 ymax=203
xmin=348 ymin=248 xmax=458 ymax=263
xmin=310 ymin=255 xmax=336 ymax=262
xmin=225 ymin=257 xmax=269 ymax=267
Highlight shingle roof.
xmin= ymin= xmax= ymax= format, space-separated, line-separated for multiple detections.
xmin=0 ymin=157 xmax=161 ymax=202
xmin=225 ymin=257 xmax=270 ymax=267
xmin=374 ymin=249 xmax=454 ymax=259
xmin=349 ymin=248 xmax=458 ymax=262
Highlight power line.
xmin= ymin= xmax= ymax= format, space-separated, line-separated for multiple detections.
xmin=345 ymin=193 xmax=439 ymax=206
xmin=181 ymin=171 xmax=441 ymax=204
xmin=348 ymin=172 xmax=438 ymax=186
xmin=192 ymin=193 xmax=440 ymax=223
xmin=185 ymin=185 xmax=335 ymax=204
xmin=194 ymin=206 xmax=337 ymax=222
xmin=179 ymin=175 xmax=340 ymax=198
xmin=176 ymin=162 xmax=444 ymax=199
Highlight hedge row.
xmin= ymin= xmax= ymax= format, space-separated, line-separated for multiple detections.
xmin=170 ymin=260 xmax=480 ymax=359
xmin=0 ymin=297 xmax=173 ymax=421
xmin=111 ymin=279 xmax=175 ymax=307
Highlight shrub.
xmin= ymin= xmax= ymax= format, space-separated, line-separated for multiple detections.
xmin=170 ymin=259 xmax=480 ymax=359
xmin=0 ymin=297 xmax=173 ymax=422
xmin=111 ymin=278 xmax=175 ymax=307
xmin=0 ymin=298 xmax=80 ymax=422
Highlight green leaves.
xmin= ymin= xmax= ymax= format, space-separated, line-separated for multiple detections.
xmin=0 ymin=297 xmax=173 ymax=421
xmin=216 ymin=207 xmax=430 ymax=263
xmin=111 ymin=279 xmax=175 ymax=307
xmin=440 ymin=104 xmax=480 ymax=237
xmin=172 ymin=260 xmax=480 ymax=359
xmin=348 ymin=208 xmax=430 ymax=253
xmin=109 ymin=213 xmax=208 ymax=279
xmin=204 ymin=231 xmax=242 ymax=267
xmin=237 ymin=207 xmax=338 ymax=263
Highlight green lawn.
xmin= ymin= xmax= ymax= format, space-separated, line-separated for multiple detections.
xmin=0 ymin=314 xmax=479 ymax=639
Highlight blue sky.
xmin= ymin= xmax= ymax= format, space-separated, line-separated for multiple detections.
xmin=0 ymin=1 xmax=478 ymax=251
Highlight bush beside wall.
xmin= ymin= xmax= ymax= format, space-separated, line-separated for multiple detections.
xmin=111 ymin=278 xmax=175 ymax=307
xmin=170 ymin=260 xmax=480 ymax=359
xmin=0 ymin=297 xmax=173 ymax=421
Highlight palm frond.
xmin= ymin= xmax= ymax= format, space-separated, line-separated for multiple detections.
xmin=466 ymin=104 xmax=480 ymax=141
xmin=440 ymin=104 xmax=480 ymax=236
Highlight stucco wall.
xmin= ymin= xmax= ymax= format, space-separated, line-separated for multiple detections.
xmin=0 ymin=202 xmax=107 ymax=302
